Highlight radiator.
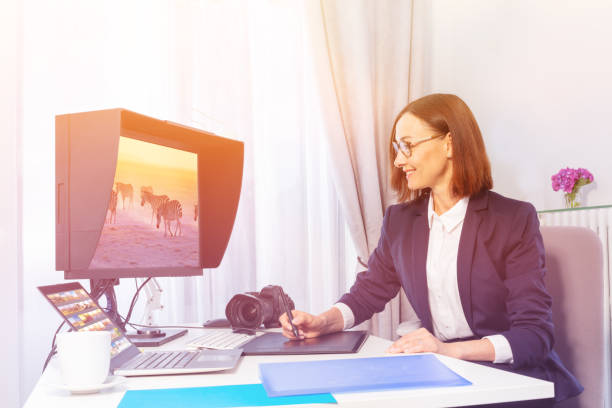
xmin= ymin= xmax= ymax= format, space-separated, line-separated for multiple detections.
xmin=538 ymin=205 xmax=612 ymax=406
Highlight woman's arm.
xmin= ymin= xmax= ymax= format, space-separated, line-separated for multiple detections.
xmin=387 ymin=327 xmax=495 ymax=361
xmin=338 ymin=205 xmax=403 ymax=326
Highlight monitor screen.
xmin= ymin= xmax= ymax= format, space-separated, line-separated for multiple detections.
xmin=56 ymin=108 xmax=243 ymax=279
xmin=90 ymin=137 xmax=199 ymax=269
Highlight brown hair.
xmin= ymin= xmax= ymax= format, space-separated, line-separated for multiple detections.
xmin=389 ymin=93 xmax=493 ymax=202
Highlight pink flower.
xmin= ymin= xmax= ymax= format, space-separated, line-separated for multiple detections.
xmin=551 ymin=167 xmax=594 ymax=194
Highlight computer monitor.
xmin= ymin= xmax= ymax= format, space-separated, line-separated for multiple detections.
xmin=55 ymin=108 xmax=243 ymax=338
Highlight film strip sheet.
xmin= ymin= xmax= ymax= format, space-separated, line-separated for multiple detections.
xmin=46 ymin=288 xmax=131 ymax=357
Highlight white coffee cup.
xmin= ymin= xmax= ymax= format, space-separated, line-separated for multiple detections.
xmin=56 ymin=331 xmax=111 ymax=388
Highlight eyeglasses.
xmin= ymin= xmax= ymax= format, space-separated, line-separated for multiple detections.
xmin=392 ymin=133 xmax=447 ymax=158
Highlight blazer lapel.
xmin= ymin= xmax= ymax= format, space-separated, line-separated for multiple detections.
xmin=457 ymin=190 xmax=488 ymax=330
xmin=411 ymin=197 xmax=433 ymax=332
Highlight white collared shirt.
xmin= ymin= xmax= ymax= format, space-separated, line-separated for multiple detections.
xmin=426 ymin=195 xmax=474 ymax=341
xmin=335 ymin=195 xmax=514 ymax=364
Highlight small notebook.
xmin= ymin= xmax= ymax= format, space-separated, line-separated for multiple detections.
xmin=259 ymin=354 xmax=472 ymax=397
xmin=241 ymin=331 xmax=367 ymax=355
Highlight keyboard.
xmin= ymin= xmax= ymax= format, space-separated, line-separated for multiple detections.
xmin=187 ymin=330 xmax=255 ymax=350
xmin=124 ymin=351 xmax=198 ymax=370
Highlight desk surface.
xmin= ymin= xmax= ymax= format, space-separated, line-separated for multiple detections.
xmin=24 ymin=328 xmax=554 ymax=408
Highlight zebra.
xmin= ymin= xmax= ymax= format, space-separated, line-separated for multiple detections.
xmin=157 ymin=199 xmax=182 ymax=237
xmin=141 ymin=190 xmax=169 ymax=224
xmin=140 ymin=186 xmax=153 ymax=209
xmin=107 ymin=190 xmax=118 ymax=224
xmin=141 ymin=185 xmax=153 ymax=196
xmin=115 ymin=182 xmax=134 ymax=209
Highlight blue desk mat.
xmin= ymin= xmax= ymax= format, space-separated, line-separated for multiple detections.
xmin=117 ymin=383 xmax=336 ymax=407
xmin=260 ymin=354 xmax=472 ymax=397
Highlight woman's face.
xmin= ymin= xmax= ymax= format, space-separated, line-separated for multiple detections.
xmin=393 ymin=113 xmax=452 ymax=192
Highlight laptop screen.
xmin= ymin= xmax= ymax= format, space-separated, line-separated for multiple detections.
xmin=39 ymin=282 xmax=132 ymax=358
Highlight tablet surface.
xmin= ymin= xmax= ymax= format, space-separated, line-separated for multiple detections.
xmin=241 ymin=330 xmax=368 ymax=355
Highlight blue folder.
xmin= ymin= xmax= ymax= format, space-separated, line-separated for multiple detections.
xmin=259 ymin=354 xmax=472 ymax=397
xmin=117 ymin=383 xmax=336 ymax=408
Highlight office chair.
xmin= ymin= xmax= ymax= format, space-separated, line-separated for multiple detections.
xmin=541 ymin=226 xmax=607 ymax=408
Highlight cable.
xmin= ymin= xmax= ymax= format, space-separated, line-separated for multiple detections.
xmin=99 ymin=308 xmax=216 ymax=332
xmin=122 ymin=277 xmax=151 ymax=328
xmin=124 ymin=320 xmax=268 ymax=333
xmin=42 ymin=321 xmax=67 ymax=373
xmin=90 ymin=279 xmax=114 ymax=301
xmin=127 ymin=322 xmax=211 ymax=330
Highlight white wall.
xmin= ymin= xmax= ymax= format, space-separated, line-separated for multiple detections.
xmin=410 ymin=0 xmax=612 ymax=210
xmin=0 ymin=0 xmax=23 ymax=406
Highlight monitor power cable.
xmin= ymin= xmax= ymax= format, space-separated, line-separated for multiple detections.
xmin=122 ymin=277 xmax=151 ymax=328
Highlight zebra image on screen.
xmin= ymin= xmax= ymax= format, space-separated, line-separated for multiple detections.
xmin=107 ymin=189 xmax=118 ymax=224
xmin=157 ymin=199 xmax=183 ymax=237
xmin=140 ymin=188 xmax=170 ymax=225
xmin=115 ymin=182 xmax=134 ymax=209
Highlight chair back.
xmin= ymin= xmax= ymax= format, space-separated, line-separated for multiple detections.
xmin=541 ymin=226 xmax=606 ymax=408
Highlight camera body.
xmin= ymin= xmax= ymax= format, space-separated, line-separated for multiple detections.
xmin=225 ymin=285 xmax=295 ymax=332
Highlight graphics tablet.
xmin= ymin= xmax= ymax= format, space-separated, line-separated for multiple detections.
xmin=241 ymin=330 xmax=368 ymax=355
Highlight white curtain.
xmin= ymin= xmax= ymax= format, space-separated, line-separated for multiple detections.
xmin=143 ymin=0 xmax=420 ymax=340
xmin=154 ymin=0 xmax=358 ymax=325
xmin=303 ymin=0 xmax=417 ymax=339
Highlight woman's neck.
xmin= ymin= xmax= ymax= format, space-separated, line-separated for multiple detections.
xmin=431 ymin=189 xmax=461 ymax=216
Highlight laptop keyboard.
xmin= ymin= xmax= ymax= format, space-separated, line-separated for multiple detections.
xmin=187 ymin=330 xmax=254 ymax=350
xmin=126 ymin=351 xmax=199 ymax=370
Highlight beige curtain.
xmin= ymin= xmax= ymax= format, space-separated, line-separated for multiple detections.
xmin=304 ymin=0 xmax=418 ymax=339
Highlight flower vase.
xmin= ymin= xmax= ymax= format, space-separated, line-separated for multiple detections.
xmin=563 ymin=188 xmax=585 ymax=208
xmin=552 ymin=167 xmax=593 ymax=209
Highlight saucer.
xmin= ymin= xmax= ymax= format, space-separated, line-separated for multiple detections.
xmin=52 ymin=375 xmax=127 ymax=394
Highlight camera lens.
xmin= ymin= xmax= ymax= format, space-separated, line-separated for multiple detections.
xmin=238 ymin=302 xmax=260 ymax=323
xmin=225 ymin=293 xmax=264 ymax=330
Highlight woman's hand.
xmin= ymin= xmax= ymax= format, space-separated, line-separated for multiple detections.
xmin=279 ymin=307 xmax=345 ymax=340
xmin=387 ymin=327 xmax=452 ymax=356
xmin=279 ymin=310 xmax=327 ymax=340
xmin=387 ymin=328 xmax=496 ymax=362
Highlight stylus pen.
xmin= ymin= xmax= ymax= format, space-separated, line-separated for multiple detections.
xmin=286 ymin=307 xmax=300 ymax=339
xmin=281 ymin=291 xmax=300 ymax=339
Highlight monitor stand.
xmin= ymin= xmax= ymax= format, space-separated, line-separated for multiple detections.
xmin=126 ymin=328 xmax=187 ymax=347
xmin=91 ymin=278 xmax=187 ymax=347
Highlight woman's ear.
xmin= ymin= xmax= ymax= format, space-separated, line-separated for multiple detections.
xmin=445 ymin=132 xmax=453 ymax=159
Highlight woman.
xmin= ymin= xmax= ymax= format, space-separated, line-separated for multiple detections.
xmin=280 ymin=94 xmax=581 ymax=406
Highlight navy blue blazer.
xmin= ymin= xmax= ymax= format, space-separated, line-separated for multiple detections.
xmin=339 ymin=189 xmax=582 ymax=402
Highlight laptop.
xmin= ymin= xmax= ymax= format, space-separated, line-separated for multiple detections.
xmin=38 ymin=282 xmax=242 ymax=376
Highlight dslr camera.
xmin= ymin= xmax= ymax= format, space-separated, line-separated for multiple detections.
xmin=225 ymin=285 xmax=295 ymax=332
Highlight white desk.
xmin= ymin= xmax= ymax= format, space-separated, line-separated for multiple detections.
xmin=24 ymin=329 xmax=554 ymax=408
